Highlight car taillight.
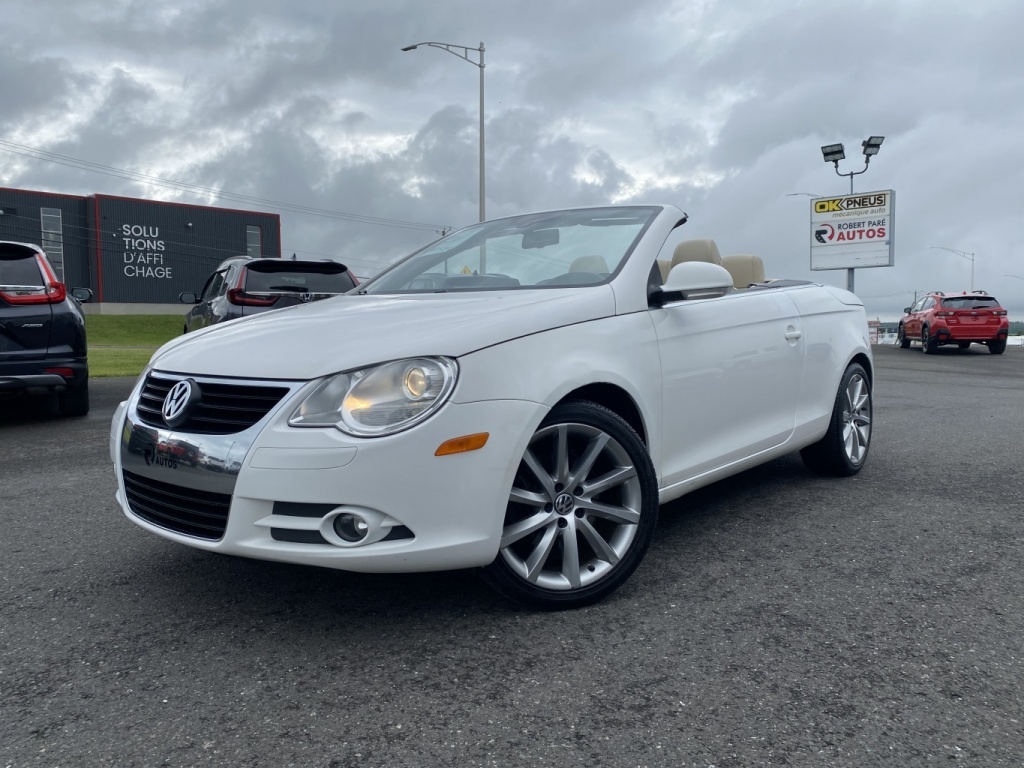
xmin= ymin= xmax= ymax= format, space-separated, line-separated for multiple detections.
xmin=0 ymin=286 xmax=57 ymax=304
xmin=936 ymin=311 xmax=954 ymax=317
xmin=226 ymin=267 xmax=277 ymax=306
xmin=993 ymin=310 xmax=1007 ymax=317
xmin=226 ymin=288 xmax=278 ymax=307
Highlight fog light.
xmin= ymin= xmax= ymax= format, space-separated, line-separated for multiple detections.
xmin=333 ymin=513 xmax=369 ymax=543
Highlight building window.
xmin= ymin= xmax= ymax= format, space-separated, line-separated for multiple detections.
xmin=40 ymin=208 xmax=64 ymax=280
xmin=246 ymin=225 xmax=262 ymax=258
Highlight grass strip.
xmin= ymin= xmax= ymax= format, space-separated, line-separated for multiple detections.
xmin=86 ymin=315 xmax=182 ymax=377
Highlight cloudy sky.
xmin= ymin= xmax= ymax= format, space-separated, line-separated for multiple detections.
xmin=2 ymin=0 xmax=1023 ymax=317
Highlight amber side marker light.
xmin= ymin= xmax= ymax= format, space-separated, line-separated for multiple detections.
xmin=435 ymin=433 xmax=490 ymax=456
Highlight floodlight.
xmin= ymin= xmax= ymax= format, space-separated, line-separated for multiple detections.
xmin=862 ymin=136 xmax=884 ymax=157
xmin=821 ymin=143 xmax=845 ymax=163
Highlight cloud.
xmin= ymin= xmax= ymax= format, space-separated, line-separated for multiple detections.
xmin=1 ymin=0 xmax=1023 ymax=313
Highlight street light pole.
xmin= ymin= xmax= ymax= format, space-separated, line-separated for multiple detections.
xmin=820 ymin=137 xmax=885 ymax=293
xmin=822 ymin=137 xmax=884 ymax=195
xmin=401 ymin=40 xmax=486 ymax=222
xmin=930 ymin=246 xmax=976 ymax=292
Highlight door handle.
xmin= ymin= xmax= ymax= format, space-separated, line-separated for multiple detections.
xmin=785 ymin=329 xmax=802 ymax=341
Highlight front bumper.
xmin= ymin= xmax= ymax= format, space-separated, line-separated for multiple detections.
xmin=111 ymin=374 xmax=545 ymax=573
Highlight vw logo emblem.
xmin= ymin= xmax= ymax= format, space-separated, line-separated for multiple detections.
xmin=554 ymin=492 xmax=575 ymax=515
xmin=162 ymin=379 xmax=199 ymax=428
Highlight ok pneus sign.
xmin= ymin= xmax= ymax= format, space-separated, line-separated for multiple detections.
xmin=120 ymin=224 xmax=172 ymax=278
xmin=809 ymin=190 xmax=895 ymax=271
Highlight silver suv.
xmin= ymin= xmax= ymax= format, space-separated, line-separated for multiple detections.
xmin=179 ymin=256 xmax=358 ymax=333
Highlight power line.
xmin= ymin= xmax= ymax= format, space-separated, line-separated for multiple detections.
xmin=859 ymin=290 xmax=917 ymax=299
xmin=0 ymin=212 xmax=257 ymax=265
xmin=0 ymin=139 xmax=452 ymax=233
xmin=0 ymin=211 xmax=420 ymax=276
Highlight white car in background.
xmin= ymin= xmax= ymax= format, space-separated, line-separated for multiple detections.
xmin=110 ymin=205 xmax=873 ymax=609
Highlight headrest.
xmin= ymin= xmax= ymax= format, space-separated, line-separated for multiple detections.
xmin=671 ymin=239 xmax=722 ymax=267
xmin=721 ymin=254 xmax=766 ymax=288
xmin=658 ymin=260 xmax=672 ymax=283
xmin=568 ymin=255 xmax=610 ymax=273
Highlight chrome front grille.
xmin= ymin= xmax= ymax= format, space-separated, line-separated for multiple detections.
xmin=123 ymin=470 xmax=232 ymax=540
xmin=136 ymin=372 xmax=290 ymax=435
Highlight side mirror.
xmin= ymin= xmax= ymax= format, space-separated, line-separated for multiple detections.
xmin=179 ymin=292 xmax=199 ymax=304
xmin=652 ymin=261 xmax=734 ymax=305
xmin=70 ymin=287 xmax=93 ymax=302
xmin=903 ymin=307 xmax=911 ymax=314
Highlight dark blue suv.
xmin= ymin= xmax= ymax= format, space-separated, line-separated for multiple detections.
xmin=0 ymin=241 xmax=93 ymax=416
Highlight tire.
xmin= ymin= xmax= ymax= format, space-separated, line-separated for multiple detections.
xmin=57 ymin=380 xmax=90 ymax=417
xmin=988 ymin=338 xmax=1007 ymax=355
xmin=897 ymin=324 xmax=911 ymax=349
xmin=921 ymin=326 xmax=937 ymax=354
xmin=958 ymin=342 xmax=971 ymax=350
xmin=800 ymin=363 xmax=872 ymax=477
xmin=482 ymin=400 xmax=659 ymax=609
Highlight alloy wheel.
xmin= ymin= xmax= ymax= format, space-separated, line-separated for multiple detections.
xmin=498 ymin=422 xmax=643 ymax=592
xmin=841 ymin=373 xmax=871 ymax=466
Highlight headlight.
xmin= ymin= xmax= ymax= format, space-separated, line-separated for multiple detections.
xmin=289 ymin=357 xmax=458 ymax=437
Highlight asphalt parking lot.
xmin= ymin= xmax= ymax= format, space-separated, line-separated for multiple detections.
xmin=1 ymin=344 xmax=1022 ymax=767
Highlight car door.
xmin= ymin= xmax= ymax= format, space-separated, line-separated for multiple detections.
xmin=905 ymin=299 xmax=921 ymax=337
xmin=191 ymin=270 xmax=227 ymax=330
xmin=0 ymin=246 xmax=52 ymax=361
xmin=903 ymin=297 xmax=927 ymax=337
xmin=652 ymin=289 xmax=805 ymax=487
xmin=918 ymin=297 xmax=938 ymax=335
xmin=209 ymin=266 xmax=236 ymax=323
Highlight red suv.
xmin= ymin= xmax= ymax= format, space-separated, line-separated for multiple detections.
xmin=897 ymin=291 xmax=1009 ymax=354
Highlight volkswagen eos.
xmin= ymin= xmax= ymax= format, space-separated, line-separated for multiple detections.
xmin=110 ymin=205 xmax=873 ymax=608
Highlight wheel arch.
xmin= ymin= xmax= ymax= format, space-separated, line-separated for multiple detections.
xmin=849 ymin=352 xmax=873 ymax=386
xmin=554 ymin=382 xmax=648 ymax=447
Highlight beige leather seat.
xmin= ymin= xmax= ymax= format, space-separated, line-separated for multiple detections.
xmin=659 ymin=239 xmax=723 ymax=283
xmin=721 ymin=254 xmax=766 ymax=288
xmin=672 ymin=239 xmax=722 ymax=267
xmin=569 ymin=255 xmax=610 ymax=273
xmin=657 ymin=260 xmax=672 ymax=283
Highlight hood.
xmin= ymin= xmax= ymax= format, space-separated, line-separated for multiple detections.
xmin=151 ymin=287 xmax=616 ymax=380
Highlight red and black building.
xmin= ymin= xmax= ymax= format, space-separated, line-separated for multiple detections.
xmin=0 ymin=187 xmax=281 ymax=305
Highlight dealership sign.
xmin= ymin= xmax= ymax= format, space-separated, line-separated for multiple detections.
xmin=809 ymin=189 xmax=895 ymax=271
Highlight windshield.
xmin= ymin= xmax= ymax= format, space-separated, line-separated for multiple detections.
xmin=361 ymin=206 xmax=660 ymax=293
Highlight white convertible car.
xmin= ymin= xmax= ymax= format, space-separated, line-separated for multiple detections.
xmin=110 ymin=205 xmax=872 ymax=608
